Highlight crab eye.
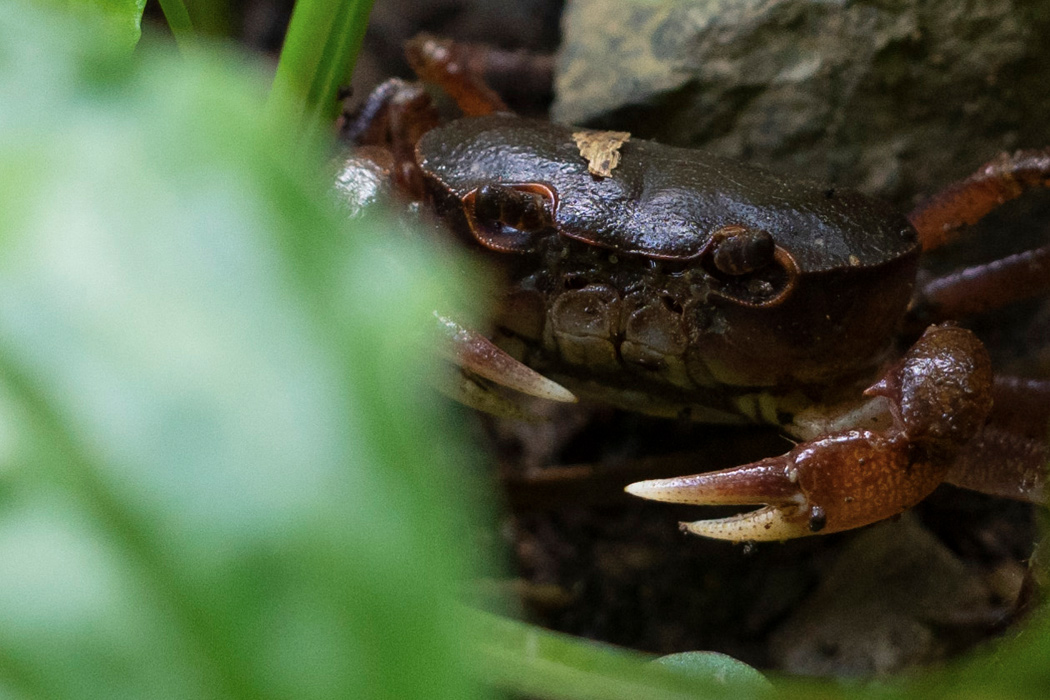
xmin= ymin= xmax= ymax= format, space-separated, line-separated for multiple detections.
xmin=463 ymin=183 xmax=556 ymax=253
xmin=710 ymin=225 xmax=775 ymax=276
xmin=706 ymin=225 xmax=798 ymax=307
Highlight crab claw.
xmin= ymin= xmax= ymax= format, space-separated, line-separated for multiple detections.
xmin=627 ymin=430 xmax=945 ymax=541
xmin=627 ymin=324 xmax=994 ymax=542
xmin=625 ymin=457 xmax=808 ymax=541
xmin=435 ymin=313 xmax=577 ymax=403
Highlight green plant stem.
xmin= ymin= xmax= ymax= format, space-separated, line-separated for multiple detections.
xmin=268 ymin=0 xmax=375 ymax=143
xmin=155 ymin=0 xmax=195 ymax=51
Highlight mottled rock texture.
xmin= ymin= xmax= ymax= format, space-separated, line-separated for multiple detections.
xmin=554 ymin=0 xmax=1050 ymax=205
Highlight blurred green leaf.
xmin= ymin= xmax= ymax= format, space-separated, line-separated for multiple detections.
xmin=0 ymin=5 xmax=482 ymax=699
xmin=32 ymin=0 xmax=146 ymax=51
xmin=653 ymin=652 xmax=771 ymax=691
xmin=469 ymin=610 xmax=765 ymax=700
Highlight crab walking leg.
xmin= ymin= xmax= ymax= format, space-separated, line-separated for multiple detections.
xmin=945 ymin=424 xmax=1047 ymax=504
xmin=943 ymin=377 xmax=1050 ymax=504
xmin=914 ymin=244 xmax=1050 ymax=321
xmin=342 ymin=78 xmax=442 ymax=199
xmin=405 ymin=34 xmax=510 ymax=117
xmin=627 ymin=324 xmax=994 ymax=541
xmin=908 ymin=148 xmax=1050 ymax=252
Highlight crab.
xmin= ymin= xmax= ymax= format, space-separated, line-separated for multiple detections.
xmin=340 ymin=35 xmax=1050 ymax=542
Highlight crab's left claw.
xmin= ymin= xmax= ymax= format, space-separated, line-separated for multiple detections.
xmin=432 ymin=313 xmax=577 ymax=420
xmin=627 ymin=324 xmax=994 ymax=542
xmin=435 ymin=313 xmax=576 ymax=404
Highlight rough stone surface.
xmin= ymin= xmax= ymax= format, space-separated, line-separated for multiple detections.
xmin=554 ymin=0 xmax=1050 ymax=205
xmin=768 ymin=514 xmax=1002 ymax=676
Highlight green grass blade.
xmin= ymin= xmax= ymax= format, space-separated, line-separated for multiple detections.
xmin=36 ymin=0 xmax=147 ymax=50
xmin=268 ymin=0 xmax=375 ymax=140
xmin=155 ymin=0 xmax=195 ymax=50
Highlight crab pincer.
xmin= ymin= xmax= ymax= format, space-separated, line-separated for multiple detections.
xmin=626 ymin=324 xmax=993 ymax=542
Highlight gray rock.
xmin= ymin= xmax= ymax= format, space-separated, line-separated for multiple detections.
xmin=554 ymin=0 xmax=1050 ymax=204
xmin=768 ymin=514 xmax=1002 ymax=677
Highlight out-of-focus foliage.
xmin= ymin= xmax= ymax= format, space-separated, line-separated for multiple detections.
xmin=29 ymin=0 xmax=145 ymax=50
xmin=653 ymin=652 xmax=771 ymax=691
xmin=467 ymin=609 xmax=771 ymax=700
xmin=0 ymin=5 xmax=482 ymax=699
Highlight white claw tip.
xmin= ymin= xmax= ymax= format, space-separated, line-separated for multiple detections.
xmin=623 ymin=478 xmax=692 ymax=503
xmin=623 ymin=481 xmax=646 ymax=497
xmin=536 ymin=378 xmax=578 ymax=404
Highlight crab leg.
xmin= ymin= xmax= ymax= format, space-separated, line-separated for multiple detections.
xmin=405 ymin=34 xmax=511 ymax=117
xmin=626 ymin=324 xmax=994 ymax=541
xmin=342 ymin=77 xmax=441 ymax=199
xmin=943 ymin=376 xmax=1050 ymax=503
xmin=944 ymin=424 xmax=1047 ymax=504
xmin=913 ymin=244 xmax=1050 ymax=321
xmin=905 ymin=148 xmax=1050 ymax=322
xmin=908 ymin=148 xmax=1050 ymax=252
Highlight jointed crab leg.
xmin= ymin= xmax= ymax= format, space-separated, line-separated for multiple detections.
xmin=627 ymin=324 xmax=994 ymax=541
xmin=405 ymin=34 xmax=510 ymax=117
xmin=945 ymin=424 xmax=1047 ymax=504
xmin=915 ymin=244 xmax=1050 ymax=320
xmin=943 ymin=376 xmax=1050 ymax=503
xmin=908 ymin=148 xmax=1050 ymax=252
xmin=906 ymin=149 xmax=1050 ymax=321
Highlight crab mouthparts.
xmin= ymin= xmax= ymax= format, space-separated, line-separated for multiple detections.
xmin=624 ymin=458 xmax=816 ymax=542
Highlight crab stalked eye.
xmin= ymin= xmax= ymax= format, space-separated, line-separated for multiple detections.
xmin=463 ymin=182 xmax=556 ymax=253
xmin=706 ymin=224 xmax=799 ymax=307
xmin=710 ymin=225 xmax=775 ymax=276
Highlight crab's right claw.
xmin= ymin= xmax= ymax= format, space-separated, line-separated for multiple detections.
xmin=628 ymin=324 xmax=995 ymax=542
xmin=625 ymin=455 xmax=808 ymax=541
xmin=627 ymin=430 xmax=940 ymax=542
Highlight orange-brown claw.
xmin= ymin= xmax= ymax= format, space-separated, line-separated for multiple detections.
xmin=626 ymin=324 xmax=994 ymax=542
xmin=628 ymin=430 xmax=938 ymax=541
